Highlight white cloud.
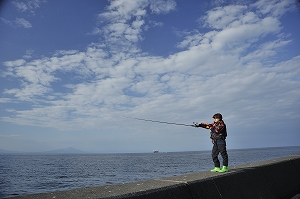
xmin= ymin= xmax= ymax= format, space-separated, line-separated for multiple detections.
xmin=53 ymin=50 xmax=79 ymax=56
xmin=22 ymin=50 xmax=34 ymax=59
xmin=15 ymin=18 xmax=32 ymax=28
xmin=177 ymin=31 xmax=204 ymax=49
xmin=203 ymin=5 xmax=248 ymax=29
xmin=0 ymin=134 xmax=20 ymax=138
xmin=253 ymin=0 xmax=296 ymax=17
xmin=242 ymin=39 xmax=292 ymax=62
xmin=1 ymin=17 xmax=14 ymax=27
xmin=211 ymin=16 xmax=281 ymax=51
xmin=272 ymin=55 xmax=300 ymax=81
xmin=149 ymin=0 xmax=176 ymax=14
xmin=0 ymin=98 xmax=11 ymax=103
xmin=12 ymin=0 xmax=45 ymax=13
xmin=1 ymin=0 xmax=46 ymax=31
xmin=12 ymin=1 xmax=28 ymax=12
xmin=1 ymin=17 xmax=33 ymax=28
xmin=3 ymin=59 xmax=26 ymax=67
xmin=4 ymin=83 xmax=51 ymax=101
xmin=97 ymin=0 xmax=148 ymax=53
xmin=150 ymin=21 xmax=163 ymax=27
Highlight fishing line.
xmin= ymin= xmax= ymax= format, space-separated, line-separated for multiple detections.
xmin=125 ymin=116 xmax=194 ymax=127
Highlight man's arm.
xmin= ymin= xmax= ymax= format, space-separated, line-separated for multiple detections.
xmin=194 ymin=122 xmax=212 ymax=129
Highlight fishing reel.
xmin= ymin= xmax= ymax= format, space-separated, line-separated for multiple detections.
xmin=193 ymin=122 xmax=201 ymax=128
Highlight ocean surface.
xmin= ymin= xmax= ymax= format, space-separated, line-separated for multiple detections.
xmin=1 ymin=146 xmax=300 ymax=198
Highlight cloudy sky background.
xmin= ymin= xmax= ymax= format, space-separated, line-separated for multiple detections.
xmin=0 ymin=0 xmax=300 ymax=153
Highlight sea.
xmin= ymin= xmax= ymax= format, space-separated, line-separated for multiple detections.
xmin=1 ymin=146 xmax=300 ymax=198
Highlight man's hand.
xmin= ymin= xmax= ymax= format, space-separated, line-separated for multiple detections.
xmin=194 ymin=123 xmax=206 ymax=128
xmin=202 ymin=122 xmax=212 ymax=129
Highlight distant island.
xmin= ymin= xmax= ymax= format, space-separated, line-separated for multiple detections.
xmin=0 ymin=147 xmax=85 ymax=154
xmin=43 ymin=147 xmax=86 ymax=154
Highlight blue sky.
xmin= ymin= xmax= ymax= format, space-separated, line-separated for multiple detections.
xmin=0 ymin=0 xmax=300 ymax=153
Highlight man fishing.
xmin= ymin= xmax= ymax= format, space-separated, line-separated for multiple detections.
xmin=195 ymin=113 xmax=228 ymax=172
xmin=127 ymin=113 xmax=229 ymax=172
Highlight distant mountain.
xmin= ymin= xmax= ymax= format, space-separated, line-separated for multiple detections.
xmin=42 ymin=147 xmax=86 ymax=154
xmin=0 ymin=149 xmax=20 ymax=154
xmin=0 ymin=147 xmax=86 ymax=154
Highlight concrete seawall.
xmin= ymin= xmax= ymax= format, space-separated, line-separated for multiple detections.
xmin=8 ymin=154 xmax=300 ymax=199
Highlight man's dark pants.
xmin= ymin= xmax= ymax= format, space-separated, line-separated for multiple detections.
xmin=212 ymin=143 xmax=228 ymax=167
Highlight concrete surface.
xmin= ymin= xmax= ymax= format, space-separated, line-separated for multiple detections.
xmin=7 ymin=154 xmax=300 ymax=199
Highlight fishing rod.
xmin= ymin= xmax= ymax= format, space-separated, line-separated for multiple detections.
xmin=125 ymin=116 xmax=198 ymax=127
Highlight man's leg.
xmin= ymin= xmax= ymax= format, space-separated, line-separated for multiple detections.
xmin=219 ymin=144 xmax=228 ymax=166
xmin=211 ymin=144 xmax=220 ymax=167
xmin=218 ymin=144 xmax=228 ymax=172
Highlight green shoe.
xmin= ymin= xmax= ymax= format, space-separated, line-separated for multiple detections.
xmin=210 ymin=167 xmax=221 ymax=172
xmin=219 ymin=166 xmax=228 ymax=172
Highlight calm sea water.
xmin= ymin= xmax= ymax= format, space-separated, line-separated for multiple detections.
xmin=1 ymin=146 xmax=300 ymax=198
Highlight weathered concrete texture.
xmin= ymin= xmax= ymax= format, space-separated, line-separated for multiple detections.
xmin=291 ymin=194 xmax=300 ymax=199
xmin=8 ymin=154 xmax=300 ymax=199
xmin=8 ymin=178 xmax=192 ymax=199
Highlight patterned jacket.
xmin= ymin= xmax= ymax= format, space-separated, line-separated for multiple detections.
xmin=201 ymin=120 xmax=227 ymax=143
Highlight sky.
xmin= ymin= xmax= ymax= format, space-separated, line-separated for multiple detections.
xmin=0 ymin=0 xmax=300 ymax=153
